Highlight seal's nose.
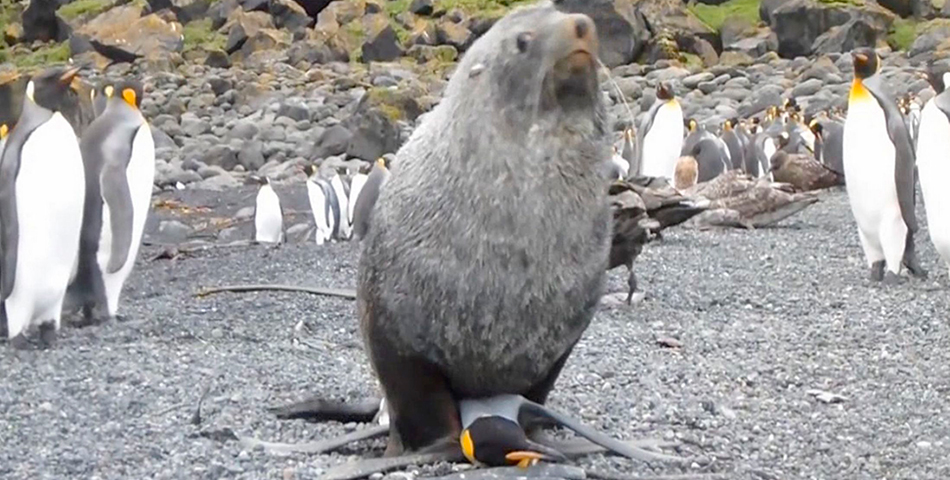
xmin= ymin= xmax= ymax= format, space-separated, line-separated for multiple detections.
xmin=574 ymin=16 xmax=591 ymax=40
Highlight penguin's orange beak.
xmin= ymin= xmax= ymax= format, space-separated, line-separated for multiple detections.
xmin=60 ymin=65 xmax=82 ymax=90
xmin=505 ymin=451 xmax=545 ymax=469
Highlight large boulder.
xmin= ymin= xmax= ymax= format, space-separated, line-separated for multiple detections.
xmin=71 ymin=5 xmax=184 ymax=62
xmin=721 ymin=18 xmax=778 ymax=57
xmin=768 ymin=0 xmax=894 ymax=58
xmin=633 ymin=0 xmax=720 ymax=50
xmin=146 ymin=0 xmax=213 ymax=24
xmin=909 ymin=19 xmax=950 ymax=57
xmin=360 ymin=13 xmax=403 ymax=62
xmin=344 ymin=86 xmax=424 ymax=161
xmin=876 ymin=0 xmax=934 ymax=19
xmin=268 ymin=0 xmax=314 ymax=32
xmin=222 ymin=10 xmax=275 ymax=54
xmin=554 ymin=0 xmax=650 ymax=68
xmin=812 ymin=18 xmax=880 ymax=54
xmin=22 ymin=0 xmax=70 ymax=43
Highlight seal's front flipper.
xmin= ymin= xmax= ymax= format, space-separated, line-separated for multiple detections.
xmin=319 ymin=440 xmax=465 ymax=480
xmin=237 ymin=424 xmax=388 ymax=455
xmin=428 ymin=464 xmax=588 ymax=480
xmin=269 ymin=396 xmax=382 ymax=422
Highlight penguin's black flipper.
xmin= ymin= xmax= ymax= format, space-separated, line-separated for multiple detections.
xmin=269 ymin=396 xmax=382 ymax=422
xmin=102 ymin=159 xmax=136 ymax=273
xmin=517 ymin=398 xmax=687 ymax=464
xmin=319 ymin=440 xmax=465 ymax=480
xmin=651 ymin=205 xmax=707 ymax=230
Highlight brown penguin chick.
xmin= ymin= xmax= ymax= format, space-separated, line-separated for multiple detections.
xmin=673 ymin=155 xmax=698 ymax=191
xmin=769 ymin=137 xmax=843 ymax=191
xmin=358 ymin=3 xmax=611 ymax=458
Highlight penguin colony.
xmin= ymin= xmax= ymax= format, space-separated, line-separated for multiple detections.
xmin=0 ymin=67 xmax=156 ymax=345
xmin=4 ymin=1 xmax=950 ymax=476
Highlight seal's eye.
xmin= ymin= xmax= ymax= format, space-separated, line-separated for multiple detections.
xmin=516 ymin=32 xmax=533 ymax=53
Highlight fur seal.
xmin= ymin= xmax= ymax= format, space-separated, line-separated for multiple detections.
xmin=358 ymin=0 xmax=612 ymax=458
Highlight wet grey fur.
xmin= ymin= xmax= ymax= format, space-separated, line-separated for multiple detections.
xmin=68 ymin=92 xmax=144 ymax=316
xmin=358 ymin=0 xmax=611 ymax=430
xmin=0 ymin=95 xmax=53 ymax=300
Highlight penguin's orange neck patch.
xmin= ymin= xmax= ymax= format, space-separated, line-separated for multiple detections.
xmin=850 ymin=79 xmax=871 ymax=102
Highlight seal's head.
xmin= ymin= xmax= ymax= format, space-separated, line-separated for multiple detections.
xmin=444 ymin=1 xmax=602 ymax=130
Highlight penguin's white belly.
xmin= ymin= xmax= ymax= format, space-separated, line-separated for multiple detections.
xmin=348 ymin=174 xmax=368 ymax=225
xmin=843 ymin=100 xmax=899 ymax=233
xmin=306 ymin=180 xmax=331 ymax=245
xmin=5 ymin=114 xmax=85 ymax=337
xmin=97 ymin=124 xmax=156 ymax=316
xmin=916 ymin=102 xmax=950 ymax=264
xmin=641 ymin=103 xmax=683 ymax=178
xmin=255 ymin=184 xmax=283 ymax=243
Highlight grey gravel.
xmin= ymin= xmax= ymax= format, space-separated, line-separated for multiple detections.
xmin=3 ymin=184 xmax=950 ymax=480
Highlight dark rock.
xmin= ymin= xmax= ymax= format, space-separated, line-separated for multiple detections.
xmin=208 ymin=0 xmax=240 ymax=30
xmin=769 ymin=0 xmax=895 ymax=58
xmin=224 ymin=11 xmax=274 ymax=54
xmin=202 ymin=145 xmax=240 ymax=170
xmin=22 ymin=0 xmax=70 ymax=43
xmin=759 ymin=0 xmax=787 ymax=24
xmin=157 ymin=220 xmax=193 ymax=242
xmin=435 ymin=18 xmax=474 ymax=52
xmin=152 ymin=0 xmax=212 ymax=24
xmin=205 ymin=50 xmax=232 ymax=68
xmin=238 ymin=141 xmax=267 ymax=171
xmin=207 ymin=77 xmax=233 ymax=96
xmin=812 ymin=18 xmax=879 ymax=55
xmin=294 ymin=0 xmax=336 ymax=17
xmin=634 ymin=0 xmax=719 ymax=49
xmin=722 ymin=19 xmax=778 ymax=57
xmin=467 ymin=14 xmax=498 ymax=37
xmin=314 ymin=124 xmax=352 ymax=159
xmin=877 ymin=0 xmax=933 ymax=19
xmin=286 ymin=39 xmax=349 ymax=64
xmin=277 ymin=99 xmax=310 ymax=121
xmin=237 ymin=29 xmax=291 ymax=59
xmin=269 ymin=0 xmax=314 ymax=31
xmin=344 ymin=86 xmax=424 ymax=161
xmin=555 ymin=0 xmax=650 ymax=68
xmin=909 ymin=20 xmax=950 ymax=57
xmin=410 ymin=0 xmax=434 ymax=16
xmin=361 ymin=23 xmax=403 ymax=62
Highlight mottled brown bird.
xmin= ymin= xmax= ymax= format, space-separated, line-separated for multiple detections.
xmin=769 ymin=135 xmax=843 ymax=192
xmin=683 ymin=171 xmax=820 ymax=229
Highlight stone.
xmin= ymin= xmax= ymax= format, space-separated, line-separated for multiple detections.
xmin=791 ymin=78 xmax=823 ymax=97
xmin=361 ymin=16 xmax=404 ymax=62
xmin=634 ymin=0 xmax=719 ymax=48
xmin=555 ymin=0 xmax=650 ymax=68
xmin=286 ymin=39 xmax=349 ymax=64
xmin=180 ymin=113 xmax=211 ymax=137
xmin=238 ymin=141 xmax=267 ymax=171
xmin=22 ymin=0 xmax=70 ymax=43
xmin=812 ymin=19 xmax=880 ymax=55
xmin=314 ymin=124 xmax=353 ymax=159
xmin=224 ymin=10 xmax=275 ymax=54
xmin=769 ymin=0 xmax=895 ymax=58
xmin=406 ymin=44 xmax=458 ymax=63
xmin=202 ymin=145 xmax=240 ymax=170
xmin=909 ymin=20 xmax=950 ymax=57
xmin=344 ymin=86 xmax=424 ymax=161
xmin=683 ymin=72 xmax=714 ymax=89
xmin=269 ymin=0 xmax=314 ymax=32
xmin=435 ymin=18 xmax=474 ymax=52
xmin=208 ymin=0 xmax=240 ymax=29
xmin=72 ymin=6 xmax=183 ymax=62
xmin=205 ymin=50 xmax=232 ymax=68
xmin=277 ymin=99 xmax=310 ymax=121
xmin=410 ymin=0 xmax=434 ymax=16
xmin=157 ymin=220 xmax=193 ymax=243
xmin=877 ymin=0 xmax=934 ymax=19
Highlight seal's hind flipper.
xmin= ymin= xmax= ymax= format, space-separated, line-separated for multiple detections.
xmin=319 ymin=441 xmax=465 ymax=480
xmin=269 ymin=396 xmax=382 ymax=422
xmin=236 ymin=424 xmax=388 ymax=455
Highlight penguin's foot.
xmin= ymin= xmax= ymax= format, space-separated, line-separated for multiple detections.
xmin=8 ymin=328 xmax=56 ymax=351
xmin=883 ymin=271 xmax=901 ymax=286
xmin=903 ymin=258 xmax=928 ymax=279
xmin=869 ymin=261 xmax=885 ymax=282
xmin=38 ymin=323 xmax=57 ymax=349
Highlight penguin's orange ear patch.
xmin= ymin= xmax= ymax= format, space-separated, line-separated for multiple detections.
xmin=105 ymin=85 xmax=114 ymax=98
xmin=122 ymin=88 xmax=137 ymax=109
xmin=460 ymin=429 xmax=476 ymax=464
xmin=0 ymin=124 xmax=7 ymax=139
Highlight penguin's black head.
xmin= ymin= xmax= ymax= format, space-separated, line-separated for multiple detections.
xmin=809 ymin=119 xmax=823 ymax=137
xmin=656 ymin=81 xmax=674 ymax=101
xmin=460 ymin=416 xmax=566 ymax=468
xmin=27 ymin=65 xmax=81 ymax=112
xmin=115 ymin=79 xmax=145 ymax=110
xmin=851 ymin=48 xmax=879 ymax=80
xmin=303 ymin=163 xmax=318 ymax=178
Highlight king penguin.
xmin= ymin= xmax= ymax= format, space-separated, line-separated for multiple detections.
xmin=842 ymin=48 xmax=925 ymax=283
xmin=915 ymin=63 xmax=950 ymax=278
xmin=347 ymin=167 xmax=370 ymax=227
xmin=90 ymin=83 xmax=112 ymax=119
xmin=253 ymin=176 xmax=283 ymax=245
xmin=68 ymin=79 xmax=156 ymax=325
xmin=636 ymin=82 xmax=684 ymax=179
xmin=351 ymin=157 xmax=390 ymax=241
xmin=0 ymin=123 xmax=8 ymax=156
xmin=329 ymin=172 xmax=351 ymax=240
xmin=0 ymin=66 xmax=86 ymax=347
xmin=304 ymin=164 xmax=336 ymax=245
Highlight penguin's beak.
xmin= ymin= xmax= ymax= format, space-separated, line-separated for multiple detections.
xmin=504 ymin=441 xmax=567 ymax=469
xmin=59 ymin=65 xmax=82 ymax=89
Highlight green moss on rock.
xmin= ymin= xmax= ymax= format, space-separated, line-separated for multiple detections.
xmin=58 ymin=0 xmax=113 ymax=20
xmin=687 ymin=0 xmax=761 ymax=32
xmin=888 ymin=17 xmax=918 ymax=51
xmin=13 ymin=42 xmax=71 ymax=68
xmin=183 ymin=18 xmax=226 ymax=52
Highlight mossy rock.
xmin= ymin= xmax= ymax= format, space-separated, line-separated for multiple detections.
xmin=58 ymin=0 xmax=113 ymax=21
xmin=364 ymin=85 xmax=425 ymax=121
xmin=10 ymin=42 xmax=71 ymax=68
xmin=687 ymin=0 xmax=761 ymax=33
xmin=182 ymin=17 xmax=226 ymax=53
